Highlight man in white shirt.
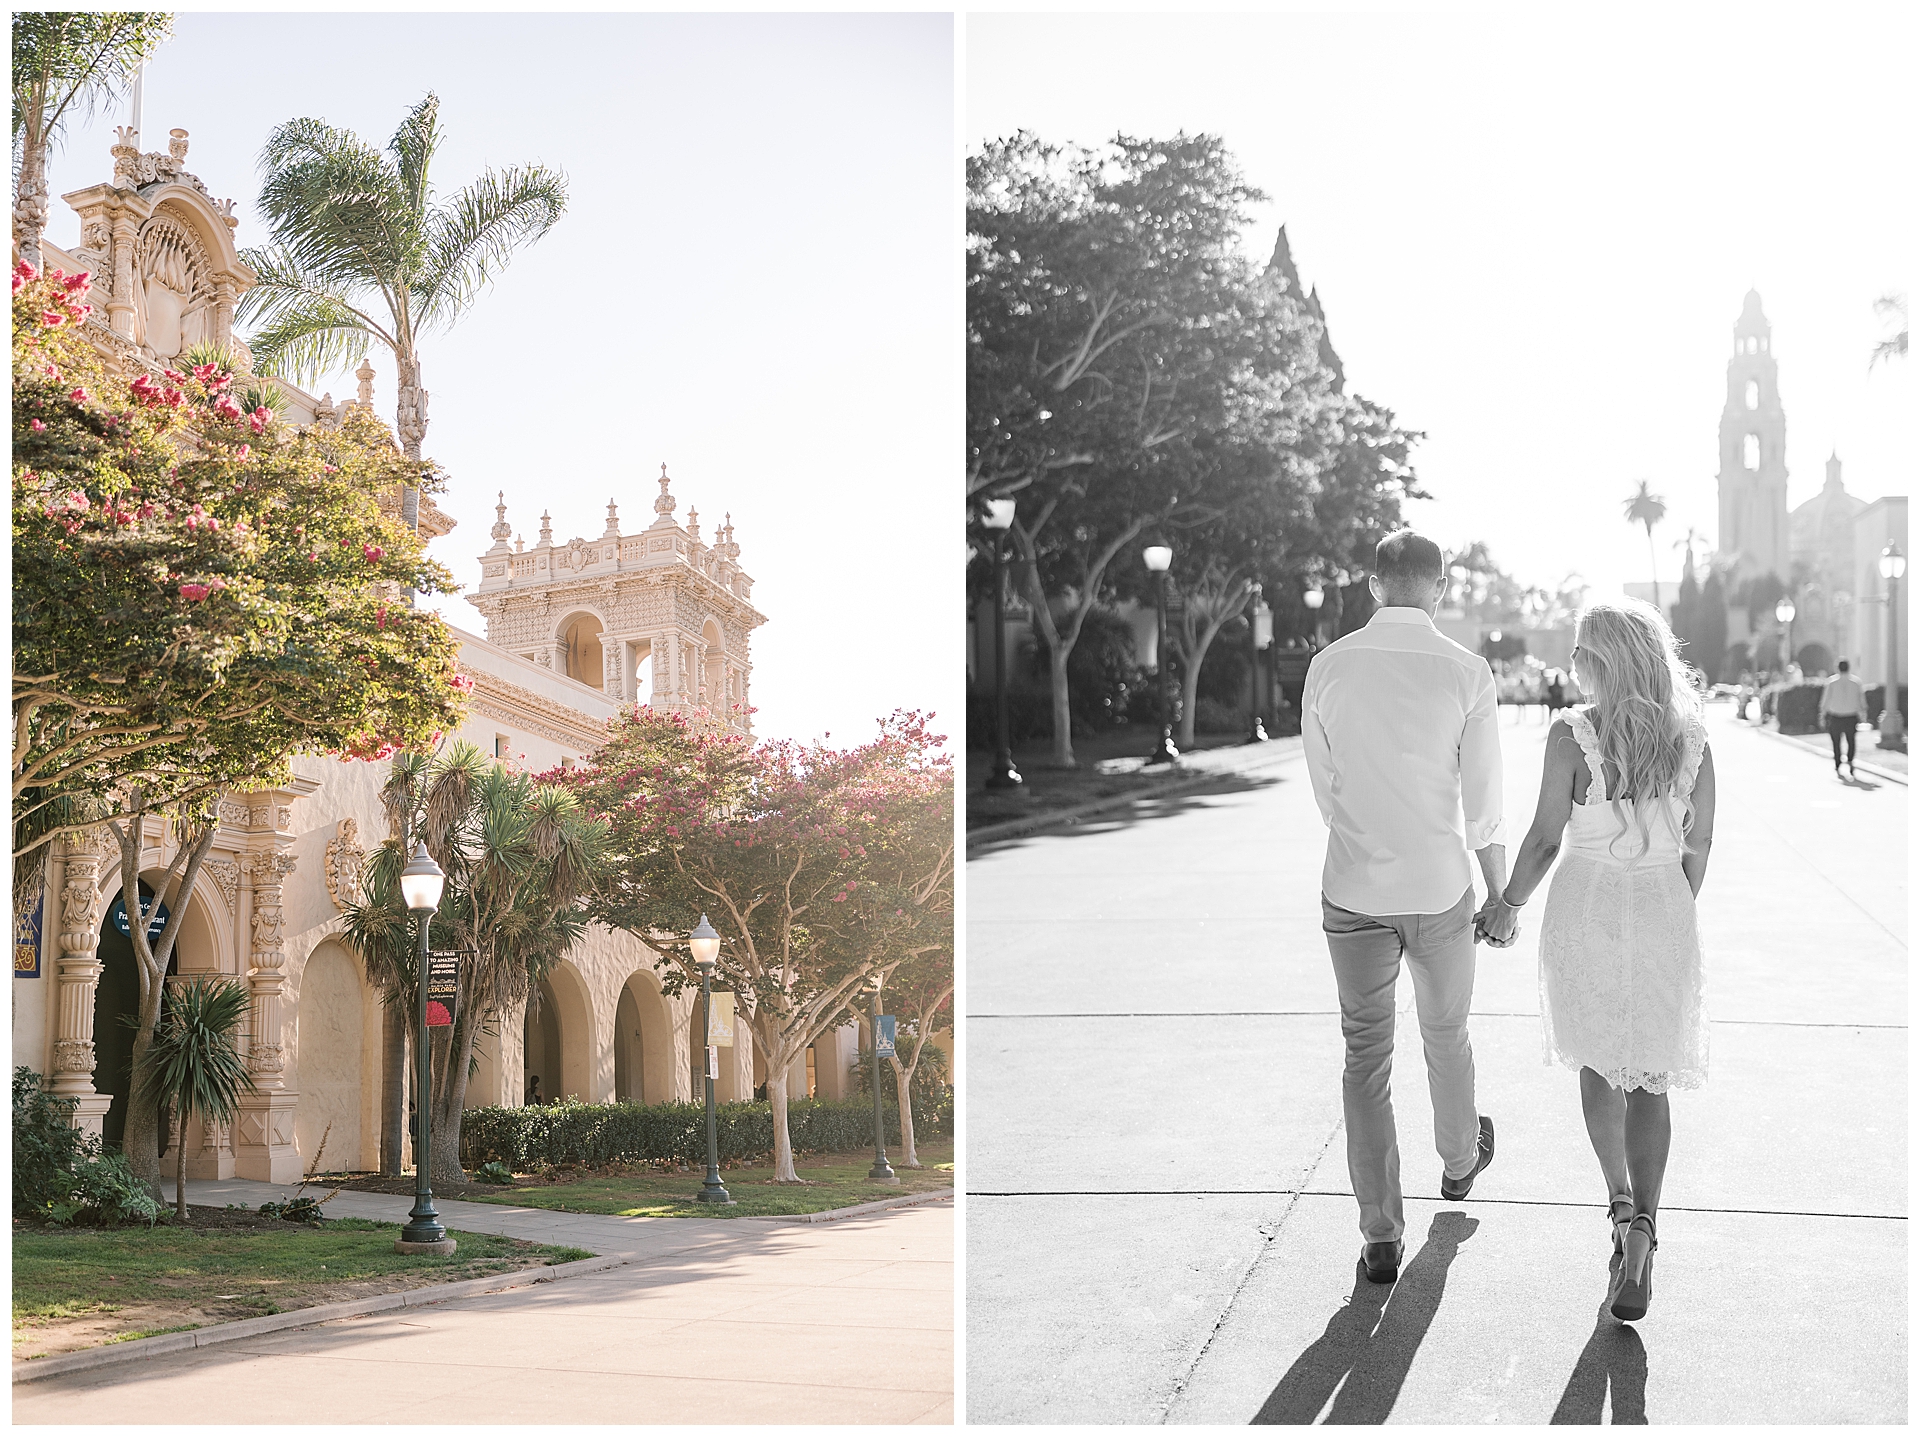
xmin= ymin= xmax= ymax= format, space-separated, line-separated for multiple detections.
xmin=1816 ymin=659 xmax=1866 ymax=779
xmin=1302 ymin=530 xmax=1516 ymax=1285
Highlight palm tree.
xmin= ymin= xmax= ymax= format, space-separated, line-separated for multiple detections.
xmin=236 ymin=92 xmax=567 ymax=529
xmin=343 ymin=741 xmax=605 ymax=1187
xmin=134 ymin=975 xmax=255 ymax=1220
xmin=12 ymin=11 xmax=174 ymax=270
xmin=1871 ymin=293 xmax=1908 ymax=368
xmin=1623 ymin=481 xmax=1668 ymax=612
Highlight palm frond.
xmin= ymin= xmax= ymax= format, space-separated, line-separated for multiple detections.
xmin=255 ymin=117 xmax=422 ymax=297
xmin=134 ymin=976 xmax=255 ymax=1126
xmin=414 ymin=163 xmax=569 ymax=327
xmin=388 ymin=91 xmax=443 ymax=222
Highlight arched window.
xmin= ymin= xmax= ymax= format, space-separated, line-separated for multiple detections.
xmin=1745 ymin=379 xmax=1759 ymax=411
xmin=1744 ymin=433 xmax=1761 ymax=471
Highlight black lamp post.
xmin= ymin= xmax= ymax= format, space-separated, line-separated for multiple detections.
xmin=1144 ymin=543 xmax=1179 ymax=766
xmin=1303 ymin=584 xmax=1325 ymax=652
xmin=397 ymin=841 xmax=447 ymax=1249
xmin=1775 ymin=597 xmax=1797 ymax=675
xmin=690 ymin=914 xmax=733 ymax=1204
xmin=1245 ymin=583 xmax=1271 ymax=743
xmin=1881 ymin=543 xmax=1906 ymax=709
xmin=983 ymin=499 xmax=1023 ymax=791
xmin=867 ymin=972 xmax=898 ymax=1184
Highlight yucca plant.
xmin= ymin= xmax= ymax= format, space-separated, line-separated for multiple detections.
xmin=133 ymin=975 xmax=256 ymax=1220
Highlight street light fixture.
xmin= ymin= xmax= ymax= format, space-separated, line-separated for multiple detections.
xmin=689 ymin=914 xmax=733 ymax=1205
xmin=982 ymin=500 xmax=1023 ymax=792
xmin=1245 ymin=583 xmax=1270 ymax=743
xmin=397 ymin=842 xmax=448 ymax=1250
xmin=1143 ymin=545 xmax=1178 ymax=766
xmin=1776 ymin=596 xmax=1797 ymax=674
xmin=1303 ymin=584 xmax=1324 ymax=652
xmin=866 ymin=970 xmax=898 ymax=1185
xmin=1881 ymin=543 xmax=1906 ymax=701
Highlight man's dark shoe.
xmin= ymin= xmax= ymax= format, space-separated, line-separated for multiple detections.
xmin=1361 ymin=1239 xmax=1404 ymax=1284
xmin=1440 ymin=1116 xmax=1496 ymax=1201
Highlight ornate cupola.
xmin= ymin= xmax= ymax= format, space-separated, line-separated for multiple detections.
xmin=467 ymin=466 xmax=766 ymax=737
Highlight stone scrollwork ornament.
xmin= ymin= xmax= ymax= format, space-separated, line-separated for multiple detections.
xmin=324 ymin=818 xmax=366 ymax=911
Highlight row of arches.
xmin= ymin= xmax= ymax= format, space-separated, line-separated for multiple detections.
xmin=549 ymin=608 xmax=740 ymax=708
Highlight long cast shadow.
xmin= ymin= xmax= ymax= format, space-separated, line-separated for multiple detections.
xmin=1251 ymin=1211 xmax=1478 ymax=1424
xmin=1549 ymin=1255 xmax=1648 ymax=1424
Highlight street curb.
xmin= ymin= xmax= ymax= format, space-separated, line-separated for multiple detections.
xmin=1747 ymin=720 xmax=1908 ymax=786
xmin=967 ymin=745 xmax=1305 ymax=854
xmin=747 ymin=1187 xmax=955 ymax=1224
xmin=11 ymin=1252 xmax=628 ymax=1385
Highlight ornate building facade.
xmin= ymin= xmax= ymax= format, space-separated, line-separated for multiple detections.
xmin=13 ymin=125 xmax=867 ymax=1178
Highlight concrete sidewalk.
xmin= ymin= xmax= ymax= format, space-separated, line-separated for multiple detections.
xmin=14 ymin=1189 xmax=953 ymax=1423
xmin=966 ymin=702 xmax=1906 ymax=1424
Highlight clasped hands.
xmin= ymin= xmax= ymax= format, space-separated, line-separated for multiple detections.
xmin=1475 ymin=892 xmax=1520 ymax=948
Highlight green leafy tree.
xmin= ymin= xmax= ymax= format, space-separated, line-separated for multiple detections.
xmin=1623 ymin=480 xmax=1668 ymax=611
xmin=11 ymin=11 xmax=174 ymax=271
xmin=343 ymin=742 xmax=606 ymax=1187
xmin=14 ymin=265 xmax=471 ymax=1192
xmin=568 ymin=708 xmax=953 ymax=1184
xmin=237 ymin=91 xmax=567 ymax=538
xmin=133 ymin=975 xmax=255 ymax=1220
xmin=874 ymin=947 xmax=953 ymax=1169
xmin=1696 ymin=567 xmax=1730 ymax=682
xmin=1870 ymin=293 xmax=1907 ymax=368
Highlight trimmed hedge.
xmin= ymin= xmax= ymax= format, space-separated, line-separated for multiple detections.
xmin=1775 ymin=682 xmax=1824 ymax=735
xmin=459 ymin=1092 xmax=952 ymax=1171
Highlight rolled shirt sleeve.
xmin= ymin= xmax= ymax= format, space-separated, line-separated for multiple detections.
xmin=1301 ymin=663 xmax=1335 ymax=829
xmin=1459 ymin=667 xmax=1506 ymax=849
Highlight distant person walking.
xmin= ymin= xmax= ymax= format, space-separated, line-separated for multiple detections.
xmin=1818 ymin=660 xmax=1866 ymax=779
xmin=1302 ymin=529 xmax=1510 ymax=1287
xmin=1493 ymin=598 xmax=1715 ymax=1322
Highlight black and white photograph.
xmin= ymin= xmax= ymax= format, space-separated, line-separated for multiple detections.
xmin=965 ymin=8 xmax=1909 ymax=1425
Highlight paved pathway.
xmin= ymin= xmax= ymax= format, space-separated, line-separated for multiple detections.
xmin=966 ymin=701 xmax=1906 ymax=1424
xmin=15 ymin=1179 xmax=952 ymax=1424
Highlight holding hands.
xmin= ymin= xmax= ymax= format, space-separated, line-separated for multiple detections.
xmin=1475 ymin=892 xmax=1522 ymax=948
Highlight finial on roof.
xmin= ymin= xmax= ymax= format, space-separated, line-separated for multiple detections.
xmin=655 ymin=464 xmax=676 ymax=518
xmin=356 ymin=356 xmax=375 ymax=407
xmin=537 ymin=509 xmax=553 ymax=547
xmin=687 ymin=507 xmax=701 ymax=542
xmin=491 ymin=490 xmax=511 ymax=543
xmin=515 ymin=533 xmax=524 ymax=553
xmin=603 ymin=497 xmax=621 ymax=538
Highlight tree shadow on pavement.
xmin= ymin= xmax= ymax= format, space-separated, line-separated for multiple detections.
xmin=970 ymin=772 xmax=1287 ymax=855
xmin=1548 ymin=1260 xmax=1648 ymax=1424
xmin=1250 ymin=1211 xmax=1478 ymax=1424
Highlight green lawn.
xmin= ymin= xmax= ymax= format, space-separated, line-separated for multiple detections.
xmin=13 ymin=1216 xmax=591 ymax=1359
xmin=467 ymin=1141 xmax=955 ymax=1219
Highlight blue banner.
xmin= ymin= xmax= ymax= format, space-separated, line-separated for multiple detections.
xmin=14 ymin=884 xmax=42 ymax=977
xmin=875 ymin=1014 xmax=897 ymax=1059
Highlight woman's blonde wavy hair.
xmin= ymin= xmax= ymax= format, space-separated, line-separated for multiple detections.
xmin=1570 ymin=598 xmax=1706 ymax=861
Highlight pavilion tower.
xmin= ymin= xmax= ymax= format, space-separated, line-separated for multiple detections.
xmin=466 ymin=467 xmax=765 ymax=737
xmin=1717 ymin=290 xmax=1790 ymax=583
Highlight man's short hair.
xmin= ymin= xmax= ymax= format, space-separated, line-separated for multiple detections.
xmin=1374 ymin=529 xmax=1444 ymax=590
xmin=1838 ymin=659 xmax=1850 ymax=672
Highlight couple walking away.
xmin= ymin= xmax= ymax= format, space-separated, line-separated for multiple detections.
xmin=1302 ymin=530 xmax=1716 ymax=1324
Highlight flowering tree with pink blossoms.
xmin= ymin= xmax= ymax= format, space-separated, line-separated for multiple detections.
xmin=564 ymin=707 xmax=954 ymax=1183
xmin=13 ymin=262 xmax=471 ymax=1190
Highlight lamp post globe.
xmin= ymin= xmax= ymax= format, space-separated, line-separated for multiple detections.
xmin=397 ymin=842 xmax=449 ymax=1250
xmin=1143 ymin=545 xmax=1178 ymax=766
xmin=982 ymin=500 xmax=1024 ymax=792
xmin=1303 ymin=584 xmax=1324 ymax=652
xmin=1776 ymin=597 xmax=1797 ymax=673
xmin=1245 ymin=583 xmax=1270 ymax=743
xmin=690 ymin=914 xmax=732 ymax=1204
xmin=1881 ymin=544 xmax=1905 ymax=704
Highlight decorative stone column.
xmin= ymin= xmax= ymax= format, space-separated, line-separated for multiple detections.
xmin=49 ymin=830 xmax=115 ymax=1135
xmin=234 ymin=849 xmax=300 ymax=1181
xmin=108 ymin=208 xmax=141 ymax=341
xmin=211 ymin=272 xmax=239 ymax=352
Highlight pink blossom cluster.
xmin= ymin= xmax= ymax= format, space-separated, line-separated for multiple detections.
xmin=447 ymin=673 xmax=476 ymax=695
xmin=178 ymin=577 xmax=228 ymax=602
xmin=129 ymin=372 xmax=185 ymax=410
xmin=191 ymin=362 xmax=232 ymax=393
xmin=22 ymin=265 xmax=94 ymax=325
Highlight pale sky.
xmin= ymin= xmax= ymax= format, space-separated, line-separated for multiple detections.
xmin=969 ymin=7 xmax=1915 ymax=602
xmin=47 ymin=11 xmax=956 ymax=749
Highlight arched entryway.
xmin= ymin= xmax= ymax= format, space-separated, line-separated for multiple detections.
xmin=560 ymin=611 xmax=605 ymax=690
xmin=613 ymin=969 xmax=674 ymax=1104
xmin=523 ymin=960 xmax=594 ymax=1103
xmin=91 ymin=881 xmax=180 ymax=1149
xmin=295 ymin=941 xmax=367 ymax=1174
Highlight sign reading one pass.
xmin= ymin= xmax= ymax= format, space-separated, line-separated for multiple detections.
xmin=875 ymin=1015 xmax=897 ymax=1059
xmin=425 ymin=950 xmax=459 ymax=1027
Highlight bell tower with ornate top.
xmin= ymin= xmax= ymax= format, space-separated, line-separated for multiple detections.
xmin=1717 ymin=289 xmax=1790 ymax=584
xmin=466 ymin=467 xmax=764 ymax=737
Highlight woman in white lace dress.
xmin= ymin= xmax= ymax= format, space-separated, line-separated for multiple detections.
xmin=1481 ymin=600 xmax=1716 ymax=1322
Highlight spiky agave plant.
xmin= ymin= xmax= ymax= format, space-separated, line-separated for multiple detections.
xmin=133 ymin=976 xmax=256 ymax=1218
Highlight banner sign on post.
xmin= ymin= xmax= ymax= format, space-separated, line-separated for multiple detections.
xmin=708 ymin=992 xmax=734 ymax=1047
xmin=706 ymin=1046 xmax=719 ymax=1081
xmin=14 ymin=884 xmax=43 ymax=977
xmin=425 ymin=950 xmax=460 ymax=1027
xmin=875 ymin=1014 xmax=897 ymax=1060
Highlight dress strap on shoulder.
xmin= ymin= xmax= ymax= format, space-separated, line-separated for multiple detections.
xmin=1567 ymin=706 xmax=1606 ymax=802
